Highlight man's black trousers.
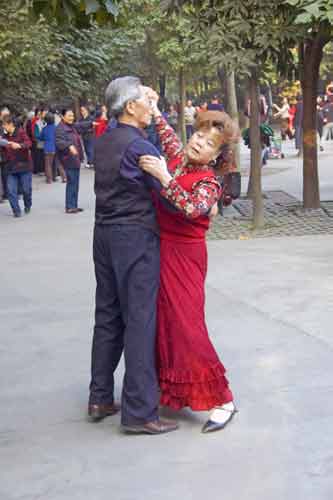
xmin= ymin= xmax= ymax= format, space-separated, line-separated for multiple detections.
xmin=89 ymin=224 xmax=160 ymax=425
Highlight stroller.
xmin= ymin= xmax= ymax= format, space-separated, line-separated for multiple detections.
xmin=242 ymin=123 xmax=275 ymax=165
xmin=268 ymin=135 xmax=285 ymax=159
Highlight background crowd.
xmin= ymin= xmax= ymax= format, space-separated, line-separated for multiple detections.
xmin=0 ymin=85 xmax=332 ymax=219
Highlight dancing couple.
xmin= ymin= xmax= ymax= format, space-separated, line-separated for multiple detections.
xmin=88 ymin=76 xmax=239 ymax=435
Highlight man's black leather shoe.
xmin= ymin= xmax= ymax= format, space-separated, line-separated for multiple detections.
xmin=88 ymin=403 xmax=120 ymax=422
xmin=122 ymin=419 xmax=179 ymax=435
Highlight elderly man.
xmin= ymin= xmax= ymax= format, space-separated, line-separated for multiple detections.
xmin=88 ymin=76 xmax=178 ymax=435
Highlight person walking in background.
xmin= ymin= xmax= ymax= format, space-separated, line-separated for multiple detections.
xmin=0 ymin=135 xmax=10 ymax=202
xmin=245 ymin=94 xmax=268 ymax=124
xmin=273 ymin=97 xmax=293 ymax=140
xmin=0 ymin=106 xmax=11 ymax=202
xmin=294 ymin=94 xmax=303 ymax=155
xmin=93 ymin=106 xmax=108 ymax=138
xmin=1 ymin=115 xmax=32 ymax=218
xmin=78 ymin=105 xmax=94 ymax=168
xmin=40 ymin=112 xmax=57 ymax=183
xmin=25 ymin=111 xmax=35 ymax=143
xmin=55 ymin=108 xmax=84 ymax=214
xmin=288 ymin=99 xmax=297 ymax=136
xmin=326 ymin=81 xmax=333 ymax=97
xmin=167 ymin=104 xmax=178 ymax=131
xmin=207 ymin=95 xmax=224 ymax=111
xmin=184 ymin=99 xmax=196 ymax=140
xmin=33 ymin=108 xmax=47 ymax=175
xmin=198 ymin=101 xmax=208 ymax=113
xmin=322 ymin=97 xmax=333 ymax=142
xmin=316 ymin=96 xmax=324 ymax=152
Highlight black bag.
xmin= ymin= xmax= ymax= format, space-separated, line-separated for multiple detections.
xmin=223 ymin=172 xmax=241 ymax=200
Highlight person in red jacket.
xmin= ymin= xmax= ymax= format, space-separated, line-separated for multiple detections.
xmin=93 ymin=105 xmax=108 ymax=138
xmin=1 ymin=115 xmax=33 ymax=217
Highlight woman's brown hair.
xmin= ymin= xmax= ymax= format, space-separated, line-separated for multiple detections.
xmin=194 ymin=110 xmax=240 ymax=146
xmin=194 ymin=110 xmax=240 ymax=172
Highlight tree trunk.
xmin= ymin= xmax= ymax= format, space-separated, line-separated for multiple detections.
xmin=203 ymin=76 xmax=209 ymax=94
xmin=74 ymin=97 xmax=80 ymax=119
xmin=266 ymin=84 xmax=273 ymax=124
xmin=300 ymin=37 xmax=326 ymax=209
xmin=225 ymin=71 xmax=240 ymax=171
xmin=217 ymin=66 xmax=225 ymax=85
xmin=178 ymin=67 xmax=187 ymax=145
xmin=159 ymin=74 xmax=166 ymax=100
xmin=248 ymin=71 xmax=264 ymax=229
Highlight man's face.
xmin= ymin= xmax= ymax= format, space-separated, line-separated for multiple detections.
xmin=127 ymin=85 xmax=153 ymax=128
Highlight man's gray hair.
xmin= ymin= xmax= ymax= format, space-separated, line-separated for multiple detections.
xmin=105 ymin=76 xmax=142 ymax=117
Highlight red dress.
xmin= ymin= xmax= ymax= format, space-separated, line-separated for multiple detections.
xmin=155 ymin=117 xmax=234 ymax=411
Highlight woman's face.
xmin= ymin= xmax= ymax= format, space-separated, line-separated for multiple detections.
xmin=63 ymin=110 xmax=75 ymax=124
xmin=80 ymin=106 xmax=88 ymax=118
xmin=184 ymin=127 xmax=221 ymax=165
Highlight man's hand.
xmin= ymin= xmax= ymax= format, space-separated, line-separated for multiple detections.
xmin=69 ymin=145 xmax=78 ymax=156
xmin=139 ymin=155 xmax=172 ymax=187
xmin=9 ymin=142 xmax=22 ymax=150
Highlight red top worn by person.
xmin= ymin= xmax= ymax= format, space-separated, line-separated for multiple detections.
xmin=139 ymin=94 xmax=239 ymax=433
xmin=94 ymin=106 xmax=108 ymax=138
xmin=94 ymin=117 xmax=108 ymax=137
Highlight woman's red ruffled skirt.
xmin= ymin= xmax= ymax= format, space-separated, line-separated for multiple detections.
xmin=157 ymin=237 xmax=233 ymax=411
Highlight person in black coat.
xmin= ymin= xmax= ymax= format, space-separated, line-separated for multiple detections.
xmin=78 ymin=105 xmax=94 ymax=167
xmin=1 ymin=115 xmax=33 ymax=217
xmin=55 ymin=108 xmax=84 ymax=214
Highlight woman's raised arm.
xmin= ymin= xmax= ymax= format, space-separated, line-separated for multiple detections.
xmin=145 ymin=87 xmax=183 ymax=163
xmin=154 ymin=114 xmax=183 ymax=163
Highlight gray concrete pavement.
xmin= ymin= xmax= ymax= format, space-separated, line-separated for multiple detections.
xmin=1 ymin=170 xmax=333 ymax=500
xmin=241 ymin=138 xmax=333 ymax=200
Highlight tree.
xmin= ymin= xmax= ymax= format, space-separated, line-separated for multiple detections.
xmin=185 ymin=1 xmax=295 ymax=228
xmin=284 ymin=0 xmax=333 ymax=209
xmin=0 ymin=2 xmax=135 ymax=110
xmin=0 ymin=2 xmax=57 ymax=107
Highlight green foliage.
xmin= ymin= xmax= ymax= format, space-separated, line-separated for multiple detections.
xmin=0 ymin=2 xmax=129 ymax=109
xmin=186 ymin=0 xmax=296 ymax=79
xmin=321 ymin=41 xmax=333 ymax=80
xmin=26 ymin=0 xmax=119 ymax=25
xmin=0 ymin=2 xmax=56 ymax=106
xmin=284 ymin=0 xmax=333 ymax=24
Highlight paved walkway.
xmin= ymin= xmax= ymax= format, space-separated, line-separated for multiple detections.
xmin=1 ymin=162 xmax=333 ymax=500
xmin=208 ymin=139 xmax=333 ymax=239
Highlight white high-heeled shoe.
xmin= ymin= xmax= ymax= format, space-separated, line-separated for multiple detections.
xmin=201 ymin=402 xmax=237 ymax=434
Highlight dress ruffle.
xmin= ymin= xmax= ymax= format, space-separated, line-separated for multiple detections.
xmin=159 ymin=363 xmax=233 ymax=411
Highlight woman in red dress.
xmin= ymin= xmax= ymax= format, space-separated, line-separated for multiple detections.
xmin=139 ymin=92 xmax=239 ymax=433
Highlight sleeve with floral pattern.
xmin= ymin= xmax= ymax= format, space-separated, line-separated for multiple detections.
xmin=161 ymin=177 xmax=221 ymax=219
xmin=155 ymin=115 xmax=183 ymax=165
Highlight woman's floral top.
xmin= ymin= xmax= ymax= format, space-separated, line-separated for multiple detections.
xmin=154 ymin=115 xmax=222 ymax=219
